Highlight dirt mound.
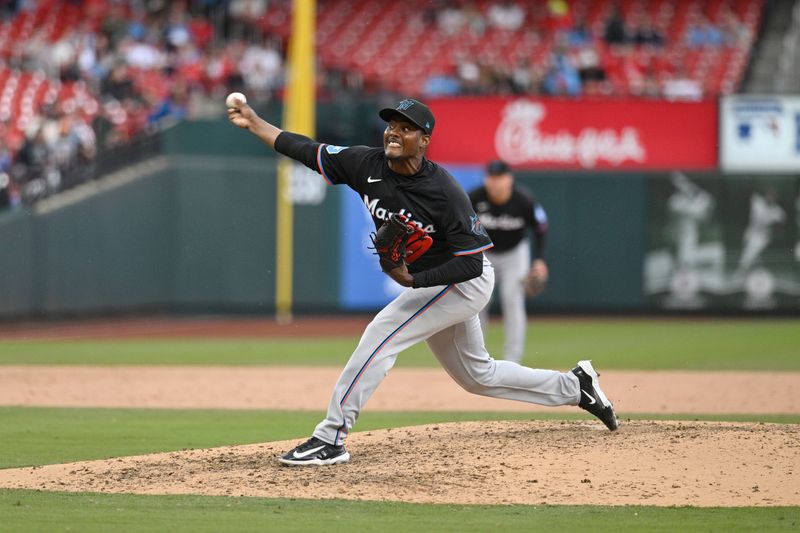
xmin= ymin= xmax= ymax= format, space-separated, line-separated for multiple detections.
xmin=1 ymin=420 xmax=797 ymax=506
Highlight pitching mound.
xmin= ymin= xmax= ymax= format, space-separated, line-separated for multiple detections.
xmin=1 ymin=420 xmax=798 ymax=506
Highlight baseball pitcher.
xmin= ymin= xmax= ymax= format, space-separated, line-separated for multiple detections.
xmin=228 ymin=96 xmax=618 ymax=466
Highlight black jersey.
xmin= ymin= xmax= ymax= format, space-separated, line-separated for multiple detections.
xmin=469 ymin=186 xmax=548 ymax=255
xmin=310 ymin=143 xmax=493 ymax=273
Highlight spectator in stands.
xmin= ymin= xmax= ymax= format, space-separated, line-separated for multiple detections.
xmin=0 ymin=142 xmax=11 ymax=175
xmin=542 ymin=41 xmax=582 ymax=96
xmin=687 ymin=15 xmax=724 ymax=48
xmin=437 ymin=0 xmax=466 ymax=37
xmin=487 ymin=62 xmax=515 ymax=95
xmin=239 ymin=42 xmax=282 ymax=100
xmin=639 ymin=69 xmax=662 ymax=98
xmin=0 ymin=172 xmax=11 ymax=209
xmin=165 ymin=4 xmax=193 ymax=51
xmin=631 ymin=13 xmax=664 ymax=47
xmin=720 ymin=7 xmax=750 ymax=47
xmin=16 ymin=125 xmax=56 ymax=203
xmin=49 ymin=112 xmax=96 ymax=193
xmin=100 ymin=3 xmax=132 ymax=48
xmin=604 ymin=5 xmax=629 ymax=45
xmin=463 ymin=1 xmax=486 ymax=36
xmin=566 ymin=16 xmax=592 ymax=47
xmin=17 ymin=127 xmax=49 ymax=179
xmin=424 ymin=73 xmax=461 ymax=97
xmin=122 ymin=33 xmax=165 ymax=70
xmin=510 ymin=58 xmax=542 ymax=95
xmin=229 ymin=0 xmax=268 ymax=24
xmin=456 ymin=54 xmax=483 ymax=94
xmin=0 ymin=137 xmax=14 ymax=208
xmin=148 ymin=83 xmax=190 ymax=127
xmin=663 ymin=65 xmax=703 ymax=100
xmin=487 ymin=1 xmax=525 ymax=31
xmin=202 ymin=45 xmax=237 ymax=97
xmin=575 ymin=45 xmax=606 ymax=85
xmin=102 ymin=62 xmax=136 ymax=102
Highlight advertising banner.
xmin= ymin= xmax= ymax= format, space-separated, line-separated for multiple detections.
xmin=427 ymin=98 xmax=718 ymax=170
xmin=720 ymin=96 xmax=800 ymax=173
xmin=644 ymin=172 xmax=800 ymax=310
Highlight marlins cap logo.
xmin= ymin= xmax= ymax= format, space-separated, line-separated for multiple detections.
xmin=397 ymin=99 xmax=415 ymax=111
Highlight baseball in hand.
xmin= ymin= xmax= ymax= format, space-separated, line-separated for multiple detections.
xmin=226 ymin=92 xmax=247 ymax=108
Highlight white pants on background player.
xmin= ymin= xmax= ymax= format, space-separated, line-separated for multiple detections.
xmin=313 ymin=257 xmax=581 ymax=446
xmin=479 ymin=240 xmax=530 ymax=364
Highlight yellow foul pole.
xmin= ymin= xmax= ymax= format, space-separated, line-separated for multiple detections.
xmin=277 ymin=0 xmax=316 ymax=320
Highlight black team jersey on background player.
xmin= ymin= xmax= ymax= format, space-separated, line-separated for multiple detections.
xmin=469 ymin=186 xmax=547 ymax=256
xmin=274 ymin=134 xmax=494 ymax=286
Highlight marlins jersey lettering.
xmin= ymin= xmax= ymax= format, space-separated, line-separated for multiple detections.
xmin=313 ymin=144 xmax=493 ymax=272
xmin=469 ymin=186 xmax=548 ymax=253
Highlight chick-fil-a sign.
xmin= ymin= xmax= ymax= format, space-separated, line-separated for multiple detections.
xmin=427 ymin=98 xmax=717 ymax=170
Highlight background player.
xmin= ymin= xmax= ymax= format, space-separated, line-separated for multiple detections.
xmin=228 ymin=96 xmax=618 ymax=466
xmin=469 ymin=160 xmax=549 ymax=364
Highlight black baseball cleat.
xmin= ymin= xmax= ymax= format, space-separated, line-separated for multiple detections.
xmin=572 ymin=360 xmax=619 ymax=431
xmin=278 ymin=436 xmax=350 ymax=466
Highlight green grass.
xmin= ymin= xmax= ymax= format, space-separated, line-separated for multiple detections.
xmin=0 ymin=319 xmax=798 ymax=369
xmin=1 ymin=490 xmax=798 ymax=532
xmin=1 ymin=406 xmax=798 ymax=469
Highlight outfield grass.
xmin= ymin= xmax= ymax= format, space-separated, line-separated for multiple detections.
xmin=1 ymin=489 xmax=798 ymax=533
xmin=0 ymin=319 xmax=798 ymax=369
xmin=1 ymin=406 xmax=798 ymax=469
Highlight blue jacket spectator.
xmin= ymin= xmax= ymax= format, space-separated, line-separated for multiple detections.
xmin=688 ymin=17 xmax=724 ymax=48
xmin=543 ymin=54 xmax=582 ymax=96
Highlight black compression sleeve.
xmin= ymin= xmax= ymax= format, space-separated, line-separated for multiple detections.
xmin=273 ymin=131 xmax=319 ymax=170
xmin=411 ymin=253 xmax=483 ymax=288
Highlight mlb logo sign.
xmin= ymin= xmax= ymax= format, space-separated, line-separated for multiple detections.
xmin=721 ymin=96 xmax=800 ymax=172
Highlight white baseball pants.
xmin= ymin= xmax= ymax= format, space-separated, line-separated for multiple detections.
xmin=479 ymin=240 xmax=530 ymax=363
xmin=313 ymin=258 xmax=580 ymax=446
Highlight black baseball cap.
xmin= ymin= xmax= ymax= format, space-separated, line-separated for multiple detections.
xmin=378 ymin=98 xmax=435 ymax=135
xmin=486 ymin=159 xmax=511 ymax=175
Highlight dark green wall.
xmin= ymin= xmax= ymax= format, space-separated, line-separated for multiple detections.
xmin=292 ymin=192 xmax=341 ymax=312
xmin=169 ymin=156 xmax=277 ymax=310
xmin=0 ymin=210 xmax=36 ymax=315
xmin=35 ymin=171 xmax=175 ymax=314
xmin=0 ymin=149 xmax=347 ymax=317
xmin=516 ymin=173 xmax=648 ymax=311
